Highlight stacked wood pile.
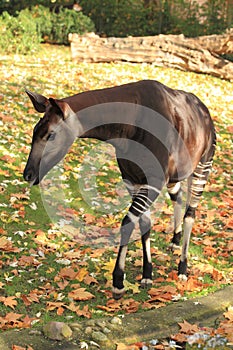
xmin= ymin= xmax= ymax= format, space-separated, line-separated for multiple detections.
xmin=69 ymin=29 xmax=233 ymax=80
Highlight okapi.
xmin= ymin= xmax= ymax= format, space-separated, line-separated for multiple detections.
xmin=23 ymin=80 xmax=216 ymax=299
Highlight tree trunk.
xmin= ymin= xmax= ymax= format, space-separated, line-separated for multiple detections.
xmin=69 ymin=30 xmax=233 ymax=80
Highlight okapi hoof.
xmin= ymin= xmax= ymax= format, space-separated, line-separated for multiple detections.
xmin=112 ymin=287 xmax=125 ymax=300
xmin=171 ymin=232 xmax=182 ymax=247
xmin=178 ymin=259 xmax=188 ymax=281
xmin=140 ymin=278 xmax=153 ymax=289
xmin=178 ymin=274 xmax=188 ymax=281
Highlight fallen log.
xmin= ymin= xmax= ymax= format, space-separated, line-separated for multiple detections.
xmin=69 ymin=31 xmax=233 ymax=80
xmin=194 ymin=28 xmax=233 ymax=55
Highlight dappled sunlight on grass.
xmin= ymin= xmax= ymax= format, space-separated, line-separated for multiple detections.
xmin=0 ymin=44 xmax=232 ymax=342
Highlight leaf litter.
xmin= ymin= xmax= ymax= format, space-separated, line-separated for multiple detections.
xmin=0 ymin=44 xmax=232 ymax=348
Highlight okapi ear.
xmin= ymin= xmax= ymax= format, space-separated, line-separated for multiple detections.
xmin=25 ymin=90 xmax=48 ymax=113
xmin=49 ymin=98 xmax=73 ymax=120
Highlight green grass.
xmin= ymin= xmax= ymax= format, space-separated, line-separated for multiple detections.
xmin=0 ymin=44 xmax=232 ymax=330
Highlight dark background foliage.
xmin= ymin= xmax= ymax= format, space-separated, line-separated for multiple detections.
xmin=0 ymin=0 xmax=232 ymax=53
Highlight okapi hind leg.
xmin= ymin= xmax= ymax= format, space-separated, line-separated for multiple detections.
xmin=178 ymin=160 xmax=213 ymax=280
xmin=167 ymin=182 xmax=183 ymax=248
xmin=139 ymin=211 xmax=153 ymax=288
xmin=178 ymin=204 xmax=196 ymax=280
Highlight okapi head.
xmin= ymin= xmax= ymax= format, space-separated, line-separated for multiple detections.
xmin=23 ymin=91 xmax=78 ymax=186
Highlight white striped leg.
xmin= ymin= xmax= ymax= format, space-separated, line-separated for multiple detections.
xmin=112 ymin=184 xmax=161 ymax=299
xmin=178 ymin=160 xmax=213 ymax=280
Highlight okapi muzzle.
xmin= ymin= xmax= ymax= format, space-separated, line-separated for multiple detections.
xmin=23 ymin=80 xmax=216 ymax=299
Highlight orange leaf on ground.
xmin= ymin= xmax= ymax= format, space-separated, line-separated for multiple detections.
xmin=178 ymin=320 xmax=199 ymax=334
xmin=33 ymin=230 xmax=48 ymax=245
xmin=142 ymin=301 xmax=166 ymax=309
xmin=58 ymin=267 xmax=78 ymax=280
xmin=84 ymin=274 xmax=98 ymax=285
xmin=224 ymin=307 xmax=233 ymax=322
xmin=75 ymin=267 xmax=88 ymax=282
xmin=177 ymin=276 xmax=208 ymax=292
xmin=0 ymin=228 xmax=6 ymax=235
xmin=83 ymin=213 xmax=96 ymax=224
xmin=122 ymin=298 xmax=140 ymax=313
xmin=66 ymin=303 xmax=92 ymax=318
xmin=172 ymin=320 xmax=200 ymax=343
xmin=4 ymin=312 xmax=23 ymax=326
xmin=64 ymin=250 xmax=81 ymax=259
xmin=217 ymin=323 xmax=233 ymax=342
xmin=46 ymin=302 xmax=64 ymax=312
xmin=55 ymin=307 xmax=64 ymax=316
xmin=171 ymin=332 xmax=188 ymax=343
xmin=97 ymin=299 xmax=121 ymax=313
xmin=21 ymin=295 xmax=31 ymax=307
xmin=203 ymin=246 xmax=217 ymax=255
xmin=1 ymin=296 xmax=17 ymax=309
xmin=226 ymin=125 xmax=233 ymax=133
xmin=0 ymin=236 xmax=19 ymax=252
xmin=10 ymin=193 xmax=30 ymax=201
xmin=68 ymin=288 xmax=94 ymax=301
xmin=56 ymin=280 xmax=69 ymax=290
xmin=20 ymin=315 xmax=38 ymax=328
xmin=212 ymin=268 xmax=224 ymax=281
xmin=89 ymin=248 xmax=106 ymax=258
xmin=148 ymin=285 xmax=177 ymax=303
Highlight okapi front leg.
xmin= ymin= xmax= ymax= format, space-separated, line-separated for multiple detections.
xmin=139 ymin=212 xmax=153 ymax=288
xmin=112 ymin=184 xmax=161 ymax=299
xmin=112 ymin=215 xmax=135 ymax=299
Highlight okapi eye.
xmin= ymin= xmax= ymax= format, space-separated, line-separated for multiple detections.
xmin=47 ymin=132 xmax=56 ymax=141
